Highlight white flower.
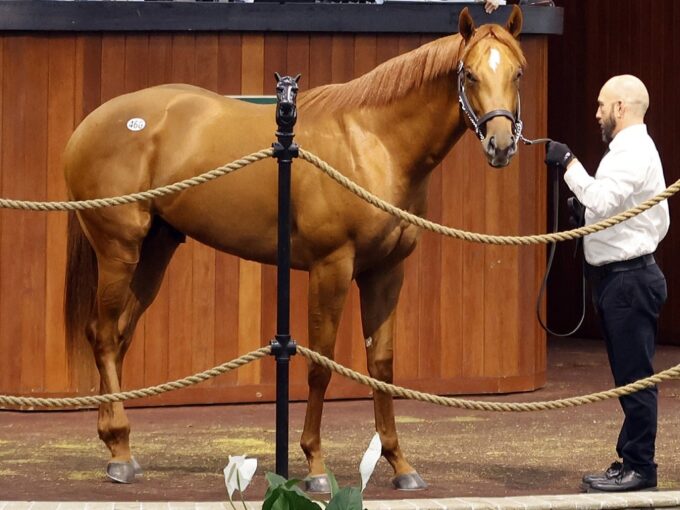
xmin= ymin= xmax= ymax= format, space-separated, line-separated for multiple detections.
xmin=224 ymin=455 xmax=258 ymax=498
xmin=359 ymin=432 xmax=382 ymax=492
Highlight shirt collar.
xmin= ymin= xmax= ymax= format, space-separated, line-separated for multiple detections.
xmin=610 ymin=123 xmax=647 ymax=150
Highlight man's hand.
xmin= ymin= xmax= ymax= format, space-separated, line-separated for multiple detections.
xmin=483 ymin=0 xmax=503 ymax=13
xmin=545 ymin=141 xmax=576 ymax=168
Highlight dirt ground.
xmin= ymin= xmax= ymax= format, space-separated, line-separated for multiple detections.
xmin=1 ymin=337 xmax=680 ymax=502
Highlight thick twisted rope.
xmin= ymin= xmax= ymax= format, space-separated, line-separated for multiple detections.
xmin=298 ymin=148 xmax=679 ymax=245
xmin=2 ymin=344 xmax=678 ymax=412
xmin=0 ymin=149 xmax=273 ymax=211
xmin=297 ymin=346 xmax=680 ymax=412
xmin=0 ymin=347 xmax=271 ymax=409
xmin=0 ymin=146 xmax=674 ymax=247
xmin=0 ymin=148 xmax=677 ymax=411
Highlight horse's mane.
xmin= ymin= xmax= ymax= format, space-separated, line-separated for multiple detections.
xmin=298 ymin=25 xmax=526 ymax=114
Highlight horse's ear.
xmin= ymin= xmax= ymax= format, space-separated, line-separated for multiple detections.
xmin=505 ymin=5 xmax=523 ymax=39
xmin=274 ymin=72 xmax=282 ymax=82
xmin=294 ymin=73 xmax=301 ymax=83
xmin=458 ymin=7 xmax=476 ymax=43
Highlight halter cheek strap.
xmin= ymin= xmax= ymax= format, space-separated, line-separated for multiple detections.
xmin=456 ymin=61 xmax=524 ymax=142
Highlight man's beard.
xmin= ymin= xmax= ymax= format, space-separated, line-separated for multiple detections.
xmin=600 ymin=107 xmax=616 ymax=144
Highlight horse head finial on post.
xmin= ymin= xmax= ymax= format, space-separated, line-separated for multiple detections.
xmin=271 ymin=72 xmax=301 ymax=480
xmin=274 ymin=72 xmax=301 ymax=147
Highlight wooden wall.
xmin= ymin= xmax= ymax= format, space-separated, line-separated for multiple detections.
xmin=0 ymin=32 xmax=548 ymax=406
xmin=547 ymin=1 xmax=680 ymax=344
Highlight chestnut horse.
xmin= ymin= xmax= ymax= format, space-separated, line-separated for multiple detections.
xmin=64 ymin=7 xmax=526 ymax=489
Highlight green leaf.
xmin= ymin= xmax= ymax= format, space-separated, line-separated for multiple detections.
xmin=276 ymin=489 xmax=322 ymax=510
xmin=326 ymin=487 xmax=363 ymax=510
xmin=264 ymin=472 xmax=288 ymax=502
xmin=283 ymin=478 xmax=305 ymax=489
xmin=283 ymin=479 xmax=316 ymax=500
xmin=262 ymin=486 xmax=281 ymax=510
xmin=266 ymin=472 xmax=288 ymax=489
xmin=263 ymin=474 xmax=321 ymax=510
xmin=269 ymin=492 xmax=291 ymax=510
xmin=325 ymin=469 xmax=340 ymax=498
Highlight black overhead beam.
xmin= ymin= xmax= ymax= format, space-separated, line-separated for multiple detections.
xmin=0 ymin=1 xmax=562 ymax=35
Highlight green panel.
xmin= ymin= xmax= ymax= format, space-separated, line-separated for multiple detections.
xmin=229 ymin=95 xmax=277 ymax=105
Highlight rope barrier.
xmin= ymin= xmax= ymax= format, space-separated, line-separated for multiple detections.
xmin=296 ymin=346 xmax=680 ymax=412
xmin=0 ymin=149 xmax=273 ymax=211
xmin=0 ymin=148 xmax=677 ymax=412
xmin=0 ymin=347 xmax=271 ymax=409
xmin=0 ymin=146 xmax=674 ymax=247
xmin=298 ymin=148 xmax=680 ymax=245
xmin=2 ymin=342 xmax=678 ymax=412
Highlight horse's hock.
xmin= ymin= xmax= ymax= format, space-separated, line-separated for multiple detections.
xmin=0 ymin=3 xmax=561 ymax=409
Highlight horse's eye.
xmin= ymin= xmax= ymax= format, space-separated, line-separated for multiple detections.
xmin=515 ymin=70 xmax=524 ymax=80
xmin=465 ymin=71 xmax=478 ymax=83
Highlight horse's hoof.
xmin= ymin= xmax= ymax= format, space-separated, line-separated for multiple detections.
xmin=106 ymin=461 xmax=137 ymax=484
xmin=131 ymin=457 xmax=143 ymax=476
xmin=392 ymin=472 xmax=428 ymax=490
xmin=304 ymin=474 xmax=331 ymax=493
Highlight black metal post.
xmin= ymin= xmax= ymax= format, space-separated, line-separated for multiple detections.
xmin=271 ymin=73 xmax=300 ymax=479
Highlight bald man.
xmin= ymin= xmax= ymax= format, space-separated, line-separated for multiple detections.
xmin=546 ymin=75 xmax=669 ymax=493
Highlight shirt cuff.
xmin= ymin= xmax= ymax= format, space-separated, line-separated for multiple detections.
xmin=563 ymin=160 xmax=592 ymax=197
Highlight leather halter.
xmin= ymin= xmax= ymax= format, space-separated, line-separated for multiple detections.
xmin=456 ymin=60 xmax=524 ymax=142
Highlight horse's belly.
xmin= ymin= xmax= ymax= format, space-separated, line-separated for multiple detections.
xmin=157 ymin=187 xmax=282 ymax=266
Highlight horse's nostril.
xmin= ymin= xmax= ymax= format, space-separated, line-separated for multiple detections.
xmin=488 ymin=136 xmax=497 ymax=151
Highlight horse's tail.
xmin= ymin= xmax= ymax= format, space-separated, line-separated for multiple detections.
xmin=64 ymin=212 xmax=97 ymax=356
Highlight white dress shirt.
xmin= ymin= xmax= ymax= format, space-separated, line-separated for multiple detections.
xmin=563 ymin=124 xmax=670 ymax=266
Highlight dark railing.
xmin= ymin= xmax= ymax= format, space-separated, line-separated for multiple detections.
xmin=0 ymin=2 xmax=563 ymax=34
xmin=270 ymin=73 xmax=300 ymax=478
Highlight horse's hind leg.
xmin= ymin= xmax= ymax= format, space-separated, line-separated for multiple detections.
xmin=357 ymin=263 xmax=427 ymax=490
xmin=83 ymin=212 xmax=181 ymax=483
xmin=300 ymin=254 xmax=354 ymax=493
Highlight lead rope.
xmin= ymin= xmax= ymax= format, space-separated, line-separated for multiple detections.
xmin=520 ymin=135 xmax=587 ymax=337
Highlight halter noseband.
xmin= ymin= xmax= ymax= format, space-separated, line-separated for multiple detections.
xmin=456 ymin=61 xmax=524 ymax=142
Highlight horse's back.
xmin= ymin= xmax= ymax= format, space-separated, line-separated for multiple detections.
xmin=64 ymin=83 xmax=274 ymax=199
xmin=62 ymin=83 xmax=289 ymax=262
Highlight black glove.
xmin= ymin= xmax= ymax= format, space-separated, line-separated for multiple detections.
xmin=545 ymin=141 xmax=576 ymax=168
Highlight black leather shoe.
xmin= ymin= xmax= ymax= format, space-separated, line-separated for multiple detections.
xmin=589 ymin=468 xmax=657 ymax=492
xmin=581 ymin=460 xmax=623 ymax=486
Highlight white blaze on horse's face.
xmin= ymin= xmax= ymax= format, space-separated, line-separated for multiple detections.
xmin=488 ymin=48 xmax=501 ymax=73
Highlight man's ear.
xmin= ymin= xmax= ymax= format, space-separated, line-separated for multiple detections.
xmin=506 ymin=5 xmax=523 ymax=39
xmin=459 ymin=7 xmax=476 ymax=43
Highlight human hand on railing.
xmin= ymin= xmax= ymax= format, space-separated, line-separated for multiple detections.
xmin=482 ymin=0 xmax=506 ymax=13
xmin=545 ymin=141 xmax=576 ymax=169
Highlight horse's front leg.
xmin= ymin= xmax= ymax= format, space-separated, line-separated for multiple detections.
xmin=301 ymin=254 xmax=354 ymax=493
xmin=357 ymin=263 xmax=427 ymax=490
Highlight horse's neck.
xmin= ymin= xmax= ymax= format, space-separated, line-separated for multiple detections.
xmin=364 ymin=74 xmax=467 ymax=181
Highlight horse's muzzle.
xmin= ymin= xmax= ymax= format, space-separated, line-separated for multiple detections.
xmin=484 ymin=134 xmax=518 ymax=168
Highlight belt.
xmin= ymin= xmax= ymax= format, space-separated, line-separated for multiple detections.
xmin=585 ymin=254 xmax=655 ymax=280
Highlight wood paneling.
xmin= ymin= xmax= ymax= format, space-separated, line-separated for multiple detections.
xmin=0 ymin=32 xmax=548 ymax=405
xmin=548 ymin=1 xmax=680 ymax=344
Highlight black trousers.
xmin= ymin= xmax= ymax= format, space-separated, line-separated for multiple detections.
xmin=589 ymin=261 xmax=667 ymax=477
